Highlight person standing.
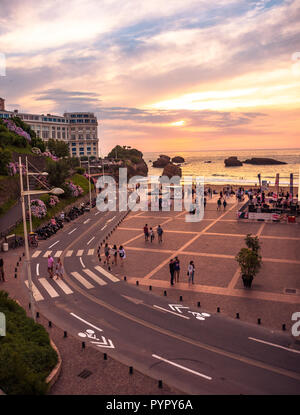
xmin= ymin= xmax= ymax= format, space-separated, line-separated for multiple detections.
xmin=169 ymin=259 xmax=175 ymax=286
xmin=119 ymin=245 xmax=126 ymax=266
xmin=174 ymin=257 xmax=180 ymax=283
xmin=217 ymin=198 xmax=222 ymax=211
xmin=150 ymin=227 xmax=155 ymax=243
xmin=47 ymin=254 xmax=54 ymax=279
xmin=223 ymin=199 xmax=227 ymax=210
xmin=144 ymin=224 xmax=149 ymax=241
xmin=157 ymin=225 xmax=163 ymax=243
xmin=55 ymin=258 xmax=64 ymax=280
xmin=187 ymin=261 xmax=195 ymax=284
xmin=104 ymin=243 xmax=110 ymax=265
xmin=0 ymin=257 xmax=5 ymax=282
xmin=112 ymin=244 xmax=118 ymax=265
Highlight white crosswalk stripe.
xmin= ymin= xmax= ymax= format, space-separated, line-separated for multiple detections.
xmin=83 ymin=268 xmax=107 ymax=286
xmin=66 ymin=250 xmax=73 ymax=257
xmin=39 ymin=278 xmax=59 ymax=298
xmin=25 ymin=280 xmax=44 ymax=302
xmin=94 ymin=265 xmax=119 ymax=282
xmin=76 ymin=250 xmax=84 ymax=256
xmin=53 ymin=278 xmax=73 ymax=295
xmin=71 ymin=271 xmax=94 ymax=289
xmin=54 ymin=250 xmax=63 ymax=258
xmin=32 ymin=250 xmax=42 ymax=258
xmin=43 ymin=250 xmax=52 ymax=257
xmin=87 ymin=249 xmax=94 ymax=256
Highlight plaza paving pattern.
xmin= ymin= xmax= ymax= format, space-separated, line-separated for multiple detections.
xmin=98 ymin=194 xmax=300 ymax=332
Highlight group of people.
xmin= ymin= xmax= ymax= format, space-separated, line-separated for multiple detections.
xmin=169 ymin=257 xmax=195 ymax=285
xmin=143 ymin=224 xmax=164 ymax=243
xmin=47 ymin=255 xmax=64 ymax=279
xmin=104 ymin=244 xmax=126 ymax=266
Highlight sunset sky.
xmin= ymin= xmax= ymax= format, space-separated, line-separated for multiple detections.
xmin=0 ymin=0 xmax=299 ymax=155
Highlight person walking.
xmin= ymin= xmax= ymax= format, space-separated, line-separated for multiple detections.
xmin=111 ymin=244 xmax=118 ymax=265
xmin=104 ymin=243 xmax=110 ymax=265
xmin=157 ymin=225 xmax=163 ymax=243
xmin=169 ymin=259 xmax=175 ymax=286
xmin=55 ymin=258 xmax=64 ymax=280
xmin=223 ymin=199 xmax=227 ymax=210
xmin=204 ymin=197 xmax=207 ymax=209
xmin=174 ymin=257 xmax=180 ymax=282
xmin=144 ymin=224 xmax=149 ymax=241
xmin=119 ymin=246 xmax=126 ymax=266
xmin=47 ymin=254 xmax=54 ymax=279
xmin=0 ymin=257 xmax=5 ymax=282
xmin=217 ymin=197 xmax=222 ymax=211
xmin=187 ymin=260 xmax=195 ymax=285
xmin=150 ymin=227 xmax=155 ymax=243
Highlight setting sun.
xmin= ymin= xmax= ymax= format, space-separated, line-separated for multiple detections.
xmin=171 ymin=120 xmax=185 ymax=126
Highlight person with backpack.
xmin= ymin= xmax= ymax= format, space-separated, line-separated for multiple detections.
xmin=157 ymin=225 xmax=163 ymax=243
xmin=187 ymin=260 xmax=195 ymax=285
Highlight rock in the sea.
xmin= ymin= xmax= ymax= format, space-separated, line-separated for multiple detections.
xmin=224 ymin=156 xmax=243 ymax=167
xmin=152 ymin=155 xmax=170 ymax=167
xmin=162 ymin=163 xmax=182 ymax=178
xmin=171 ymin=156 xmax=185 ymax=163
xmin=243 ymin=158 xmax=287 ymax=165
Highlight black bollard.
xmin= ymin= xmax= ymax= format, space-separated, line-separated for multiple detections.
xmin=129 ymin=367 xmax=133 ymax=375
xmin=29 ymin=303 xmax=31 ymax=309
xmin=19 ymin=257 xmax=22 ymax=262
xmin=282 ymin=324 xmax=286 ymax=331
xmin=124 ymin=276 xmax=127 ymax=281
xmin=149 ymin=285 xmax=152 ymax=291
xmin=179 ymin=295 xmax=183 ymax=301
xmin=197 ymin=301 xmax=201 ymax=308
xmin=104 ymin=353 xmax=107 ymax=360
xmin=236 ymin=313 xmax=240 ymax=319
xmin=217 ymin=307 xmax=220 ymax=313
xmin=36 ymin=312 xmax=39 ymax=318
xmin=23 ymin=252 xmax=25 ymax=256
xmin=136 ymin=280 xmax=139 ymax=286
xmin=158 ymin=380 xmax=163 ymax=389
xmin=64 ymin=331 xmax=67 ymax=338
xmin=82 ymin=341 xmax=85 ymax=350
xmin=108 ymin=266 xmax=111 ymax=271
xmin=48 ymin=321 xmax=52 ymax=328
xmin=164 ymin=290 xmax=167 ymax=296
xmin=15 ymin=267 xmax=17 ymax=272
xmin=257 ymin=318 xmax=261 ymax=325
xmin=17 ymin=262 xmax=19 ymax=267
xmin=14 ymin=273 xmax=17 ymax=279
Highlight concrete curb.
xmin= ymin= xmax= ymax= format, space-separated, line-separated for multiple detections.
xmin=46 ymin=338 xmax=62 ymax=391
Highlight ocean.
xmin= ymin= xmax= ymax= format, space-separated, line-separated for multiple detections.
xmin=143 ymin=149 xmax=300 ymax=186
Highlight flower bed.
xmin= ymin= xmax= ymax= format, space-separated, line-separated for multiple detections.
xmin=31 ymin=199 xmax=47 ymax=218
xmin=67 ymin=181 xmax=83 ymax=197
xmin=7 ymin=162 xmax=26 ymax=176
xmin=3 ymin=119 xmax=31 ymax=142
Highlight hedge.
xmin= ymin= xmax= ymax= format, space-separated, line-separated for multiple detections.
xmin=0 ymin=291 xmax=58 ymax=395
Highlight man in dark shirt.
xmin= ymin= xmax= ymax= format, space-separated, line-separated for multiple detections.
xmin=0 ymin=258 xmax=5 ymax=282
xmin=169 ymin=259 xmax=175 ymax=286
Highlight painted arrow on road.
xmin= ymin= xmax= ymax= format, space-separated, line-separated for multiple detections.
xmin=169 ymin=304 xmax=190 ymax=314
xmin=91 ymin=336 xmax=115 ymax=349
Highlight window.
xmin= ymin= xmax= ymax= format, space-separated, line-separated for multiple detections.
xmin=57 ymin=132 xmax=61 ymax=139
xmin=72 ymin=142 xmax=76 ymax=146
xmin=85 ymin=119 xmax=90 ymax=123
xmin=80 ymin=152 xmax=84 ymax=155
xmin=79 ymin=142 xmax=84 ymax=145
xmin=78 ymin=135 xmax=83 ymax=139
xmin=42 ymin=131 xmax=49 ymax=139
xmin=62 ymin=132 xmax=66 ymax=139
xmin=86 ymin=134 xmax=90 ymax=139
xmin=71 ymin=135 xmax=76 ymax=140
xmin=87 ymin=147 xmax=91 ymax=151
xmin=71 ymin=127 xmax=75 ymax=131
xmin=79 ymin=147 xmax=84 ymax=151
xmin=52 ymin=131 xmax=56 ymax=139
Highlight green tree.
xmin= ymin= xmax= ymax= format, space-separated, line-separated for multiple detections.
xmin=0 ymin=149 xmax=12 ymax=175
xmin=107 ymin=145 xmax=143 ymax=163
xmin=46 ymin=159 xmax=70 ymax=187
xmin=47 ymin=139 xmax=69 ymax=158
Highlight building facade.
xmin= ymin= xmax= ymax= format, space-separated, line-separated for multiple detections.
xmin=0 ymin=98 xmax=99 ymax=157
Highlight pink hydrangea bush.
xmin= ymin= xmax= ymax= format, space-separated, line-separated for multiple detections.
xmin=7 ymin=162 xmax=26 ymax=176
xmin=3 ymin=119 xmax=31 ymax=141
xmin=41 ymin=151 xmax=59 ymax=161
xmin=31 ymin=199 xmax=47 ymax=218
xmin=49 ymin=195 xmax=59 ymax=207
xmin=67 ymin=181 xmax=83 ymax=197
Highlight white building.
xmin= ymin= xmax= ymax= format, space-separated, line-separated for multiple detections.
xmin=0 ymin=98 xmax=99 ymax=157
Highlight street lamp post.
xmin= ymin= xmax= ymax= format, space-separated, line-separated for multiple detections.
xmin=19 ymin=157 xmax=35 ymax=321
xmin=88 ymin=156 xmax=92 ymax=206
xmin=25 ymin=157 xmax=33 ymax=233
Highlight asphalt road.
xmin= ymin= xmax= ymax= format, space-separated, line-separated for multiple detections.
xmin=21 ymin=206 xmax=300 ymax=394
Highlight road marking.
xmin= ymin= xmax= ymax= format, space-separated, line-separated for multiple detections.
xmin=43 ymin=250 xmax=52 ymax=257
xmin=76 ymin=250 xmax=84 ymax=256
xmin=80 ymin=257 xmax=86 ymax=268
xmin=87 ymin=249 xmax=94 ymax=256
xmin=49 ymin=240 xmax=59 ymax=249
xmin=153 ymin=305 xmax=190 ymax=319
xmin=70 ymin=312 xmax=103 ymax=332
xmin=169 ymin=304 xmax=189 ymax=314
xmin=66 ymin=250 xmax=73 ymax=257
xmin=83 ymin=268 xmax=107 ymax=286
xmin=70 ymin=272 xmax=94 ymax=289
xmin=122 ymin=295 xmax=144 ymax=304
xmin=39 ymin=278 xmax=59 ymax=298
xmin=68 ymin=228 xmax=77 ymax=235
xmin=32 ymin=250 xmax=42 ymax=258
xmin=25 ymin=280 xmax=44 ymax=302
xmin=248 ymin=337 xmax=300 ymax=354
xmin=87 ymin=236 xmax=95 ymax=245
xmin=53 ymin=278 xmax=73 ymax=295
xmin=107 ymin=215 xmax=116 ymax=223
xmin=84 ymin=219 xmax=90 ymax=224
xmin=152 ymin=354 xmax=212 ymax=381
xmin=95 ymin=211 xmax=100 ymax=216
xmin=94 ymin=265 xmax=119 ymax=282
xmin=91 ymin=336 xmax=115 ymax=348
xmin=54 ymin=250 xmax=63 ymax=258
xmin=101 ymin=225 xmax=107 ymax=231
xmin=36 ymin=263 xmax=39 ymax=276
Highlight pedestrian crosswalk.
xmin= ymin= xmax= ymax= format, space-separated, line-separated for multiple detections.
xmin=25 ymin=266 xmax=120 ymax=302
xmin=31 ymin=249 xmax=95 ymax=258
